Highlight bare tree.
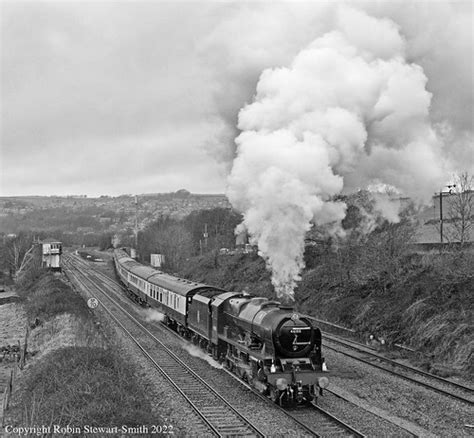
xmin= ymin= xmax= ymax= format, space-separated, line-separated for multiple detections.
xmin=4 ymin=233 xmax=34 ymax=277
xmin=139 ymin=219 xmax=193 ymax=272
xmin=361 ymin=213 xmax=417 ymax=292
xmin=162 ymin=224 xmax=193 ymax=271
xmin=445 ymin=172 xmax=473 ymax=246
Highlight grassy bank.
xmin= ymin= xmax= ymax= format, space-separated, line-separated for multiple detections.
xmin=7 ymin=273 xmax=160 ymax=431
xmin=18 ymin=274 xmax=90 ymax=324
xmin=20 ymin=347 xmax=152 ymax=428
xmin=177 ymin=250 xmax=473 ymax=377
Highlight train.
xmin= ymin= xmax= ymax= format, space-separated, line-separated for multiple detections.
xmin=113 ymin=248 xmax=328 ymax=406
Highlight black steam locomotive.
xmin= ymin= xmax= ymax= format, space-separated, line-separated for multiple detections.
xmin=113 ymin=248 xmax=328 ymax=406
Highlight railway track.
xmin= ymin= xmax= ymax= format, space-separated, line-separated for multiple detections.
xmin=322 ymin=333 xmax=474 ymax=406
xmin=65 ymin=255 xmax=368 ymax=437
xmin=307 ymin=316 xmax=417 ymax=353
xmin=63 ymin=257 xmax=265 ymax=437
xmin=221 ymin=375 xmax=367 ymax=438
xmin=288 ymin=403 xmax=365 ymax=438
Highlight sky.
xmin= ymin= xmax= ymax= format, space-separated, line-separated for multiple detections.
xmin=0 ymin=0 xmax=472 ymax=197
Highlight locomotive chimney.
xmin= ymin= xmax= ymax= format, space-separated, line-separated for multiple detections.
xmin=279 ymin=305 xmax=294 ymax=311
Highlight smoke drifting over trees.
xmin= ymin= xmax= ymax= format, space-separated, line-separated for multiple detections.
xmin=224 ymin=4 xmax=470 ymax=302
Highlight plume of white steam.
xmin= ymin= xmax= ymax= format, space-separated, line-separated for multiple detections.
xmin=227 ymin=6 xmax=445 ymax=302
xmin=141 ymin=308 xmax=165 ymax=323
xmin=367 ymin=183 xmax=401 ymax=225
xmin=347 ymin=185 xmax=402 ymax=237
xmin=183 ymin=344 xmax=223 ymax=370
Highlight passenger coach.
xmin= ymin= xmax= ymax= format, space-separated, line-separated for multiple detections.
xmin=113 ymin=248 xmax=225 ymax=332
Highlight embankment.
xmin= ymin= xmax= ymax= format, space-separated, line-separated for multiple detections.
xmin=177 ymin=250 xmax=473 ymax=377
xmin=3 ymin=273 xmax=160 ymax=430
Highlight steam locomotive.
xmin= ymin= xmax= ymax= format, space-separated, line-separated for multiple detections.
xmin=113 ymin=248 xmax=328 ymax=406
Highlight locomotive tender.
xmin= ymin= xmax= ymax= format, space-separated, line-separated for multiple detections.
xmin=113 ymin=248 xmax=328 ymax=406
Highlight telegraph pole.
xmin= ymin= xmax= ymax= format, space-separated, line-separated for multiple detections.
xmin=134 ymin=195 xmax=139 ymax=258
xmin=439 ymin=191 xmax=443 ymax=243
xmin=438 ymin=184 xmax=456 ymax=243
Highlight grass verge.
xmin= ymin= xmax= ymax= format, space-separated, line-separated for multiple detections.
xmin=6 ymin=272 xmax=161 ymax=434
xmin=20 ymin=346 xmax=154 ymax=429
xmin=18 ymin=273 xmax=90 ymax=324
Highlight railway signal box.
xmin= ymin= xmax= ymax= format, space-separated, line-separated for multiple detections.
xmin=40 ymin=239 xmax=62 ymax=271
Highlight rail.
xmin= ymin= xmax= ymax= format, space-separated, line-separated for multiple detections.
xmin=323 ymin=334 xmax=473 ymax=405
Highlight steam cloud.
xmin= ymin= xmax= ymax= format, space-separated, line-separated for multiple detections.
xmin=227 ymin=6 xmax=447 ymax=302
xmin=183 ymin=344 xmax=223 ymax=369
xmin=141 ymin=308 xmax=166 ymax=323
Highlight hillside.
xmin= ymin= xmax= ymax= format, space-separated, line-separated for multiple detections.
xmin=0 ymin=192 xmax=230 ymax=236
xmin=177 ymin=249 xmax=473 ymax=378
xmin=0 ymin=193 xmax=230 ymax=252
xmin=2 ymin=192 xmax=472 ymax=246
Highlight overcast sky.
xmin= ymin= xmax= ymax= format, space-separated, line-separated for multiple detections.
xmin=1 ymin=1 xmax=472 ymax=197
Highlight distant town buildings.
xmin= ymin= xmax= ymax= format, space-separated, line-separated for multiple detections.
xmin=0 ymin=192 xmax=231 ymax=235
